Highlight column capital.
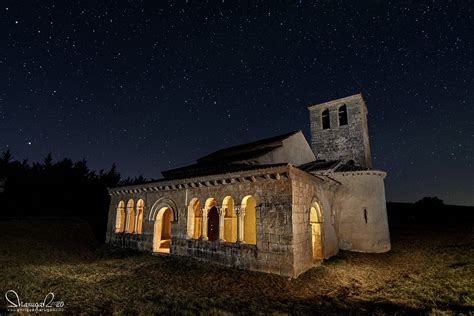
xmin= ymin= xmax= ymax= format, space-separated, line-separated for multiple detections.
xmin=219 ymin=207 xmax=226 ymax=216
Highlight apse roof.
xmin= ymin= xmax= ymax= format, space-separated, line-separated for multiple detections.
xmin=299 ymin=159 xmax=368 ymax=173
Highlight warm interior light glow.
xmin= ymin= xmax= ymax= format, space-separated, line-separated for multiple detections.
xmin=135 ymin=199 xmax=144 ymax=234
xmin=187 ymin=198 xmax=201 ymax=239
xmin=223 ymin=196 xmax=237 ymax=243
xmin=153 ymin=207 xmax=172 ymax=254
xmin=310 ymin=202 xmax=324 ymax=259
xmin=241 ymin=195 xmax=256 ymax=245
xmin=125 ymin=199 xmax=135 ymax=233
xmin=115 ymin=201 xmax=125 ymax=233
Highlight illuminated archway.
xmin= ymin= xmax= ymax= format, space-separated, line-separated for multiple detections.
xmin=153 ymin=207 xmax=173 ymax=254
xmin=135 ymin=199 xmax=144 ymax=234
xmin=207 ymin=207 xmax=219 ymax=241
xmin=222 ymin=196 xmax=237 ymax=243
xmin=202 ymin=198 xmax=217 ymax=240
xmin=115 ymin=201 xmax=125 ymax=233
xmin=125 ymin=199 xmax=135 ymax=233
xmin=187 ymin=198 xmax=201 ymax=239
xmin=310 ymin=202 xmax=324 ymax=260
xmin=241 ymin=195 xmax=256 ymax=245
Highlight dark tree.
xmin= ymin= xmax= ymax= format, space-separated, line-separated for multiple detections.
xmin=0 ymin=150 xmax=136 ymax=241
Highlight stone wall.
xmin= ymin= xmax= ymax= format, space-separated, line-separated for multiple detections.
xmin=106 ymin=165 xmax=299 ymax=277
xmin=332 ymin=171 xmax=391 ymax=253
xmin=252 ymin=131 xmax=315 ymax=166
xmin=308 ymin=94 xmax=372 ymax=168
xmin=289 ymin=167 xmax=339 ymax=277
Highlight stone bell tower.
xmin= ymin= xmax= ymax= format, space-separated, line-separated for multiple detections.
xmin=307 ymin=93 xmax=373 ymax=169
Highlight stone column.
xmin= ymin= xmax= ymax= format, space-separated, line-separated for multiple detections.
xmin=236 ymin=207 xmax=246 ymax=244
xmin=201 ymin=208 xmax=208 ymax=240
xmin=219 ymin=207 xmax=226 ymax=242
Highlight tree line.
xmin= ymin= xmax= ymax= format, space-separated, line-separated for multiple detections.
xmin=0 ymin=150 xmax=148 ymax=241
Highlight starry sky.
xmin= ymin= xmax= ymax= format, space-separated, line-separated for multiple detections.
xmin=1 ymin=1 xmax=473 ymax=205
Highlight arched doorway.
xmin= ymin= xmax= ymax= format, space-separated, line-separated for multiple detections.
xmin=153 ymin=207 xmax=173 ymax=254
xmin=207 ymin=207 xmax=219 ymax=241
xmin=310 ymin=202 xmax=324 ymax=260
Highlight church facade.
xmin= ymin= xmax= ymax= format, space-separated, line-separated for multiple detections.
xmin=106 ymin=93 xmax=391 ymax=278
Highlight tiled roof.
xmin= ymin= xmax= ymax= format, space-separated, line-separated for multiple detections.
xmin=196 ymin=131 xmax=299 ymax=164
xmin=161 ymin=162 xmax=287 ymax=180
xmin=161 ymin=131 xmax=300 ymax=179
xmin=335 ymin=162 xmax=369 ymax=172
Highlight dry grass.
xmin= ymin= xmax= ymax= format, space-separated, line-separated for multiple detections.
xmin=0 ymin=220 xmax=472 ymax=314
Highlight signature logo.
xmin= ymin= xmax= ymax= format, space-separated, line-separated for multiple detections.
xmin=5 ymin=290 xmax=64 ymax=312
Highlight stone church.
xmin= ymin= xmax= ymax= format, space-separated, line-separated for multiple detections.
xmin=106 ymin=93 xmax=391 ymax=277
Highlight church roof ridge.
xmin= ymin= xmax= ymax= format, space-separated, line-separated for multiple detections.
xmin=196 ymin=130 xmax=301 ymax=164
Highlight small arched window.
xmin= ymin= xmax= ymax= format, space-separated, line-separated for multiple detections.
xmin=322 ymin=109 xmax=330 ymax=130
xmin=338 ymin=105 xmax=348 ymax=126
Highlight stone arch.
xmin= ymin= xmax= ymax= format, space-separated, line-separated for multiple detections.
xmin=148 ymin=197 xmax=178 ymax=222
xmin=125 ymin=199 xmax=135 ymax=233
xmin=310 ymin=201 xmax=324 ymax=260
xmin=115 ymin=200 xmax=125 ymax=233
xmin=135 ymin=199 xmax=145 ymax=234
xmin=222 ymin=196 xmax=237 ymax=243
xmin=207 ymin=206 xmax=219 ymax=241
xmin=204 ymin=197 xmax=217 ymax=209
xmin=241 ymin=195 xmax=256 ymax=245
xmin=187 ymin=198 xmax=201 ymax=239
xmin=153 ymin=207 xmax=173 ymax=254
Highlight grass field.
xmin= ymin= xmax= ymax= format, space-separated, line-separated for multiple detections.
xmin=0 ymin=220 xmax=472 ymax=314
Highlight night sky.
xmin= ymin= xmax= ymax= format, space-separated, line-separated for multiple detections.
xmin=1 ymin=1 xmax=473 ymax=205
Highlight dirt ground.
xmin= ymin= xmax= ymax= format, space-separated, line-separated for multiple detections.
xmin=0 ymin=220 xmax=472 ymax=314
